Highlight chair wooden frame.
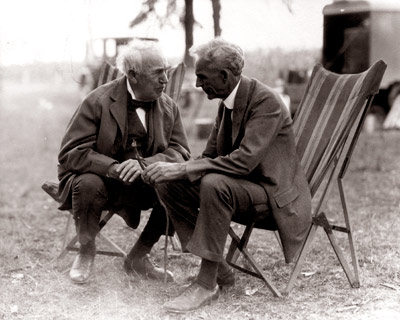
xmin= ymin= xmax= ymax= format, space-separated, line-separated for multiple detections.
xmin=226 ymin=60 xmax=387 ymax=297
xmin=42 ymin=181 xmax=127 ymax=259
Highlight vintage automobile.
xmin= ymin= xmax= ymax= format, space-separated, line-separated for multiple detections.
xmin=322 ymin=0 xmax=400 ymax=114
xmin=78 ymin=36 xmax=157 ymax=97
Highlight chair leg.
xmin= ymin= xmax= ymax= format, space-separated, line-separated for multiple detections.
xmin=58 ymin=213 xmax=76 ymax=259
xmin=325 ymin=228 xmax=359 ymax=287
xmin=285 ymin=223 xmax=318 ymax=294
xmin=285 ymin=205 xmax=360 ymax=294
xmin=273 ymin=231 xmax=283 ymax=251
xmin=97 ymin=232 xmax=126 ymax=257
xmin=226 ymin=224 xmax=254 ymax=265
xmin=335 ymin=177 xmax=360 ymax=287
xmin=227 ymin=227 xmax=282 ymax=298
xmin=169 ymin=234 xmax=182 ymax=251
xmin=58 ymin=210 xmax=127 ymax=259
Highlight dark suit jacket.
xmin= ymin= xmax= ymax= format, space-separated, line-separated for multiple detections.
xmin=57 ymin=76 xmax=190 ymax=210
xmin=185 ymin=76 xmax=311 ymax=263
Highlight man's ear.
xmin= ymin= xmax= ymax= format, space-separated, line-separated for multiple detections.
xmin=128 ymin=69 xmax=138 ymax=84
xmin=220 ymin=69 xmax=229 ymax=83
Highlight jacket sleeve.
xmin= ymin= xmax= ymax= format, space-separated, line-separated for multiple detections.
xmin=186 ymin=94 xmax=285 ymax=182
xmin=58 ymin=95 xmax=117 ymax=177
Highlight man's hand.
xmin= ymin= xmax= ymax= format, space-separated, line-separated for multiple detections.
xmin=142 ymin=162 xmax=187 ymax=185
xmin=108 ymin=159 xmax=143 ymax=184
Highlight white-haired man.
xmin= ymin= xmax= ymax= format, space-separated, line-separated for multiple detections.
xmin=57 ymin=41 xmax=190 ymax=284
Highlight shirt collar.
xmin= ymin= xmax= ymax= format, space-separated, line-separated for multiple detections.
xmin=221 ymin=79 xmax=241 ymax=109
xmin=126 ymin=78 xmax=136 ymax=100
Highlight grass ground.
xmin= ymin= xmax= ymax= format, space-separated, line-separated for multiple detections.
xmin=0 ymin=81 xmax=399 ymax=320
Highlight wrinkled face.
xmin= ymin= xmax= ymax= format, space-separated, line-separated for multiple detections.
xmin=130 ymin=50 xmax=168 ymax=101
xmin=195 ymin=57 xmax=229 ymax=100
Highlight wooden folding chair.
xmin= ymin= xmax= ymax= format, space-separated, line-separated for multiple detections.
xmin=226 ymin=60 xmax=387 ymax=297
xmin=42 ymin=61 xmax=186 ymax=258
xmin=42 ymin=181 xmax=127 ymax=258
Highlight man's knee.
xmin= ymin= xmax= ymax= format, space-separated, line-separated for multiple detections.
xmin=156 ymin=181 xmax=185 ymax=202
xmin=200 ymin=173 xmax=230 ymax=193
xmin=72 ymin=173 xmax=107 ymax=202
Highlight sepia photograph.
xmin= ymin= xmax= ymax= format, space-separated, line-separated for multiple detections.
xmin=0 ymin=0 xmax=399 ymax=319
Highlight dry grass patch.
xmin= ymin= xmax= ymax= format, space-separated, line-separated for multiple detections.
xmin=1 ymin=82 xmax=399 ymax=319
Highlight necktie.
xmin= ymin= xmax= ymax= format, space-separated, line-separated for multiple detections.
xmin=221 ymin=103 xmax=233 ymax=155
xmin=130 ymin=99 xmax=153 ymax=111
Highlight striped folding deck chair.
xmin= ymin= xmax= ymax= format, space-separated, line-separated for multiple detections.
xmin=97 ymin=62 xmax=123 ymax=87
xmin=42 ymin=61 xmax=186 ymax=259
xmin=164 ymin=62 xmax=186 ymax=102
xmin=226 ymin=60 xmax=387 ymax=297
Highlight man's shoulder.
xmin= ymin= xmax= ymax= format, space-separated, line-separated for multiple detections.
xmin=244 ymin=76 xmax=281 ymax=100
xmin=160 ymin=91 xmax=175 ymax=103
xmin=159 ymin=92 xmax=177 ymax=110
xmin=84 ymin=77 xmax=125 ymax=104
xmin=242 ymin=76 xmax=289 ymax=117
xmin=248 ymin=77 xmax=273 ymax=93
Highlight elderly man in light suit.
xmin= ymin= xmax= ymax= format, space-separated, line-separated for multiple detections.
xmin=143 ymin=38 xmax=312 ymax=313
xmin=57 ymin=41 xmax=190 ymax=284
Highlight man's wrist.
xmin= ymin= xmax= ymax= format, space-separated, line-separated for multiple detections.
xmin=179 ymin=162 xmax=188 ymax=179
xmin=106 ymin=163 xmax=119 ymax=179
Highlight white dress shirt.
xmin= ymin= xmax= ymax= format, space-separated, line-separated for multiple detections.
xmin=221 ymin=79 xmax=241 ymax=119
xmin=126 ymin=79 xmax=147 ymax=131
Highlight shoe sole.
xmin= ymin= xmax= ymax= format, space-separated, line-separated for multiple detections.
xmin=70 ymin=271 xmax=91 ymax=284
xmin=124 ymin=264 xmax=174 ymax=282
xmin=70 ymin=277 xmax=90 ymax=284
xmin=163 ymin=291 xmax=220 ymax=314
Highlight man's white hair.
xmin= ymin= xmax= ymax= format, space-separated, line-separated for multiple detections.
xmin=116 ymin=40 xmax=163 ymax=76
xmin=190 ymin=38 xmax=244 ymax=76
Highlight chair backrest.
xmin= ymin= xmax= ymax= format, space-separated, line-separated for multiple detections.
xmin=97 ymin=62 xmax=123 ymax=87
xmin=96 ymin=62 xmax=186 ymax=103
xmin=164 ymin=62 xmax=186 ymax=102
xmin=293 ymin=60 xmax=387 ymax=196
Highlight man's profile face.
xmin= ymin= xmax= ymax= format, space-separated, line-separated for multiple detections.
xmin=195 ymin=57 xmax=229 ymax=100
xmin=131 ymin=50 xmax=168 ymax=101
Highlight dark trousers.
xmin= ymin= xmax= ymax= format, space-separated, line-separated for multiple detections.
xmin=71 ymin=173 xmax=170 ymax=246
xmin=156 ymin=173 xmax=271 ymax=262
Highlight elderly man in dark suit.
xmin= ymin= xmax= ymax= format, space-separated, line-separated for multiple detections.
xmin=142 ymin=38 xmax=312 ymax=313
xmin=57 ymin=41 xmax=190 ymax=284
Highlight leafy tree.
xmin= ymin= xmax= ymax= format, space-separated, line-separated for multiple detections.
xmin=129 ymin=0 xmax=221 ymax=67
xmin=129 ymin=0 xmax=292 ymax=67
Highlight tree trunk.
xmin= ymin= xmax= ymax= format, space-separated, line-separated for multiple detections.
xmin=183 ymin=0 xmax=194 ymax=68
xmin=211 ymin=0 xmax=222 ymax=37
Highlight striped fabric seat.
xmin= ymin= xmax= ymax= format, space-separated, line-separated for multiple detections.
xmin=285 ymin=60 xmax=387 ymax=294
xmin=294 ymin=61 xmax=386 ymax=196
xmin=97 ymin=61 xmax=186 ymax=102
xmin=226 ymin=60 xmax=387 ymax=297
xmin=97 ymin=62 xmax=122 ymax=87
xmin=164 ymin=62 xmax=186 ymax=102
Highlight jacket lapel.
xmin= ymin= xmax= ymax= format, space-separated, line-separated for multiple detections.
xmin=146 ymin=100 xmax=157 ymax=153
xmin=232 ymin=76 xmax=252 ymax=144
xmin=109 ymin=77 xmax=128 ymax=139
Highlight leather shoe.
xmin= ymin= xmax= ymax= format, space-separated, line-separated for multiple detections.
xmin=217 ymin=268 xmax=235 ymax=289
xmin=69 ymin=253 xmax=95 ymax=284
xmin=185 ymin=269 xmax=235 ymax=289
xmin=124 ymin=254 xmax=174 ymax=282
xmin=163 ymin=282 xmax=219 ymax=313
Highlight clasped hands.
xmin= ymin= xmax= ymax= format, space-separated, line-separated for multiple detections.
xmin=108 ymin=159 xmax=186 ymax=185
